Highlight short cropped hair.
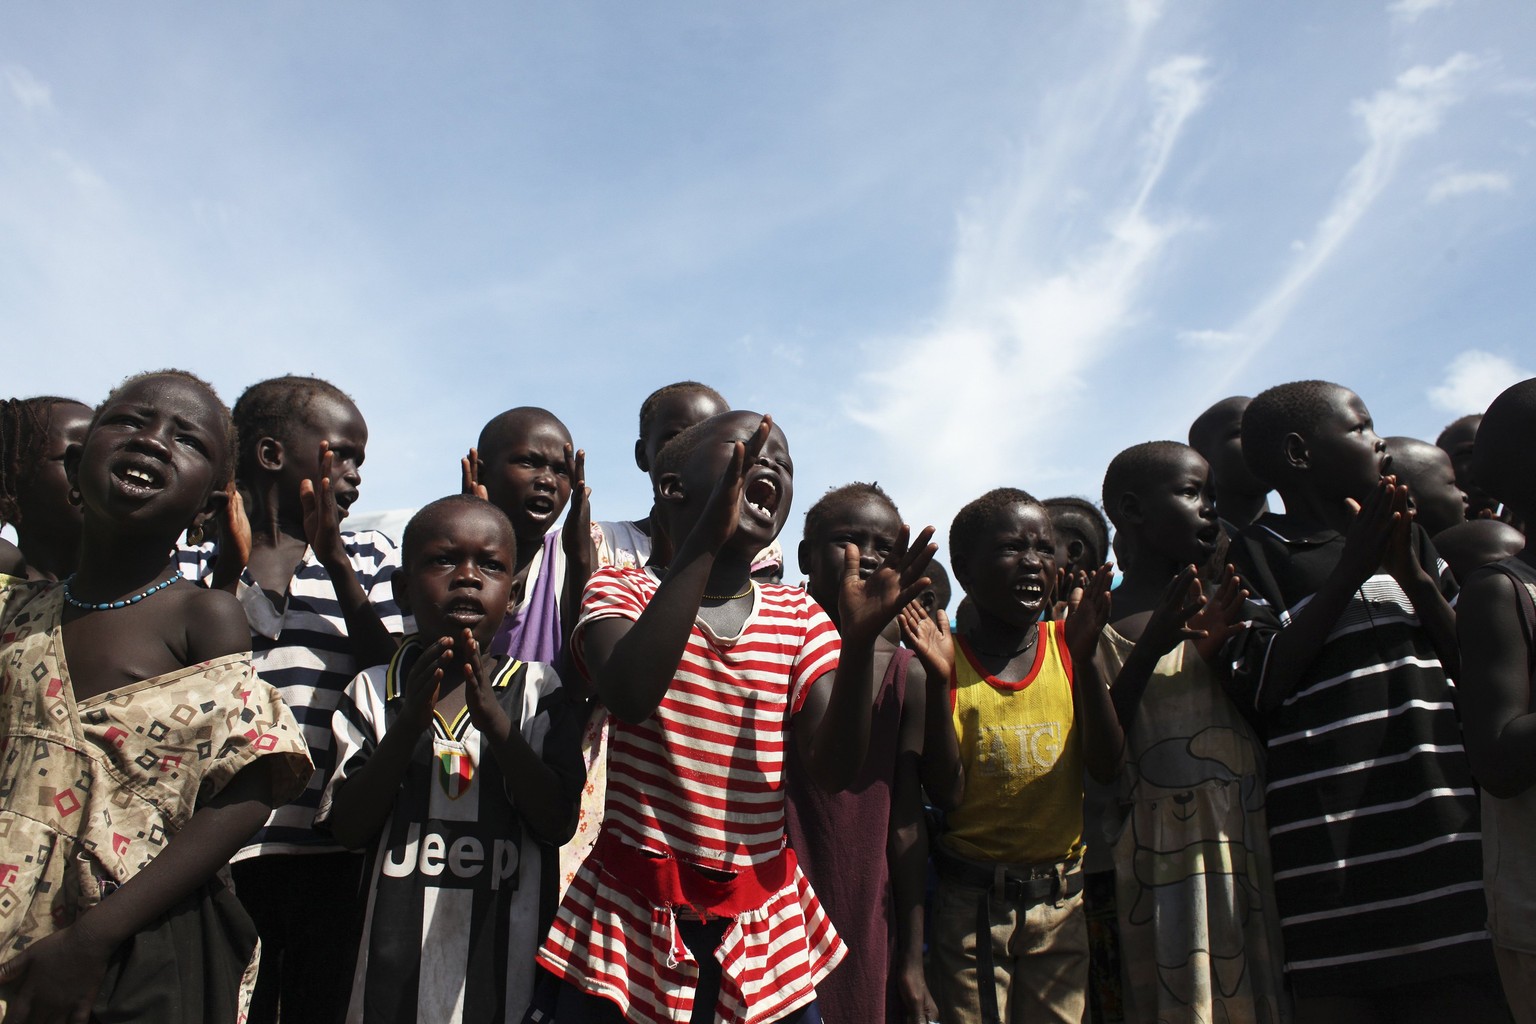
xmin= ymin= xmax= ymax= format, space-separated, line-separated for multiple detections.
xmin=1437 ymin=413 xmax=1481 ymax=451
xmin=1101 ymin=441 xmax=1191 ymax=529
xmin=94 ymin=369 xmax=237 ymax=490
xmin=638 ymin=381 xmax=727 ymax=438
xmin=401 ymin=494 xmax=515 ymax=567
xmin=950 ymin=487 xmax=1042 ymax=574
xmin=232 ymin=376 xmax=355 ymax=483
xmin=1043 ymin=496 xmax=1111 ymax=564
xmin=803 ymin=481 xmax=900 ymax=545
xmin=1241 ymin=380 xmax=1346 ymax=488
xmin=1472 ymin=377 xmax=1536 ymax=514
xmin=476 ymin=406 xmax=570 ymax=460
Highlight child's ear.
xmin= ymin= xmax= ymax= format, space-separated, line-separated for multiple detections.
xmin=634 ymin=438 xmax=650 ymax=474
xmin=1283 ymin=432 xmax=1310 ymax=471
xmin=63 ymin=442 xmax=83 ymax=493
xmin=390 ymin=569 xmax=411 ymax=617
xmin=1067 ymin=538 xmax=1087 ymax=564
xmin=796 ymin=538 xmax=815 ymax=577
xmin=1117 ymin=492 xmax=1144 ymax=526
xmin=950 ymin=552 xmax=971 ymax=593
xmin=256 ymin=436 xmax=285 ymax=472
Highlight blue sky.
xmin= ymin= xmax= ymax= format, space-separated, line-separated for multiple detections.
xmin=4 ymin=0 xmax=1533 ymax=579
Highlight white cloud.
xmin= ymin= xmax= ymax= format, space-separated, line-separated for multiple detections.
xmin=1210 ymin=53 xmax=1481 ymax=390
xmin=1388 ymin=0 xmax=1455 ymax=25
xmin=2 ymin=64 xmax=52 ymax=112
xmin=1428 ymin=350 xmax=1534 ymax=413
xmin=1427 ymin=169 xmax=1511 ymax=202
xmin=847 ymin=32 xmax=1211 ymax=553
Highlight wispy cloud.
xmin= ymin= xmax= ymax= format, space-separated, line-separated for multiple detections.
xmin=2 ymin=64 xmax=52 ymax=112
xmin=1427 ymin=169 xmax=1511 ymax=202
xmin=1388 ymin=0 xmax=1456 ymax=26
xmin=1428 ymin=349 xmax=1533 ymax=413
xmin=848 ymin=8 xmax=1211 ymax=547
xmin=1197 ymin=53 xmax=1482 ymax=388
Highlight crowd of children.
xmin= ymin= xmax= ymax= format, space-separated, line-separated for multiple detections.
xmin=0 ymin=370 xmax=1533 ymax=1024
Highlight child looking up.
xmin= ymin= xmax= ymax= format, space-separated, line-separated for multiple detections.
xmin=317 ymin=495 xmax=584 ymax=1024
xmin=1231 ymin=380 xmax=1504 ymax=1022
xmin=538 ymin=411 xmax=934 ymax=1024
xmin=1385 ymin=435 xmax=1469 ymax=538
xmin=1099 ymin=441 xmax=1285 ymax=1024
xmin=0 ymin=370 xmax=311 ymax=1023
xmin=0 ymin=395 xmax=92 ymax=580
xmin=1189 ymin=397 xmax=1270 ymax=533
xmin=463 ymin=406 xmax=591 ymax=668
xmin=904 ymin=487 xmax=1118 ymax=1024
xmin=1455 ymin=377 xmax=1536 ymax=1022
xmin=179 ymin=374 xmax=405 ymax=1024
xmin=790 ymin=482 xmax=934 ymax=1024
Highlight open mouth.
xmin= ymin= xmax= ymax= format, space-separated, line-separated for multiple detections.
xmin=1013 ymin=578 xmax=1046 ymax=604
xmin=524 ymin=495 xmax=556 ymax=520
xmin=335 ymin=490 xmax=358 ymax=518
xmin=1197 ymin=523 xmax=1221 ymax=547
xmin=111 ymin=461 xmax=165 ymax=497
xmin=743 ymin=475 xmax=781 ymax=524
xmin=443 ymin=599 xmax=485 ymax=624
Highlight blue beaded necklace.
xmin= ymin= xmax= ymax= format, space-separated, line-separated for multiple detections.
xmin=63 ymin=570 xmax=184 ymax=611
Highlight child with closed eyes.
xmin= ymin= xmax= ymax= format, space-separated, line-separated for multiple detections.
xmin=0 ymin=370 xmax=311 ymax=1023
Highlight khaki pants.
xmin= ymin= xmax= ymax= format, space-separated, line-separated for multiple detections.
xmin=930 ymin=870 xmax=1088 ymax=1024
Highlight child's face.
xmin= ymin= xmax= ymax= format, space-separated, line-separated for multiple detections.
xmin=1197 ymin=400 xmax=1267 ymax=501
xmin=1133 ymin=449 xmax=1221 ymax=567
xmin=480 ymin=416 xmax=573 ymax=543
xmin=402 ymin=506 xmax=516 ymax=649
xmin=1301 ymin=387 xmax=1389 ymax=505
xmin=1387 ymin=438 xmax=1467 ymax=536
xmin=959 ymin=503 xmax=1056 ymax=630
xmin=278 ymin=394 xmax=368 ymax=517
xmin=671 ymin=412 xmax=793 ymax=557
xmin=800 ymin=494 xmax=901 ymax=614
xmin=638 ymin=391 xmax=728 ymax=474
xmin=19 ymin=401 xmax=91 ymax=533
xmin=74 ymin=377 xmax=226 ymax=535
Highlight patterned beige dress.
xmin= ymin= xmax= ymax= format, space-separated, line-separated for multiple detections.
xmin=0 ymin=577 xmax=312 ymax=1016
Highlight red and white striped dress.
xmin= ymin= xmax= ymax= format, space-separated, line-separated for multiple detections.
xmin=538 ymin=567 xmax=846 ymax=1024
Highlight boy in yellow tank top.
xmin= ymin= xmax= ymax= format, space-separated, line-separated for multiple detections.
xmin=903 ymin=488 xmax=1121 ymax=1024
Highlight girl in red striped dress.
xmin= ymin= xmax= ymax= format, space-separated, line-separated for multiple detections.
xmin=536 ymin=411 xmax=933 ymax=1024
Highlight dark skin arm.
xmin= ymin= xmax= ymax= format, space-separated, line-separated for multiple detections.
xmin=889 ymin=653 xmax=938 ymax=1024
xmin=1456 ymin=564 xmax=1536 ymax=799
xmin=1256 ymin=478 xmax=1415 ymax=712
xmin=324 ymin=637 xmax=449 ymax=851
xmin=0 ymin=757 xmax=280 ymax=1024
xmin=458 ymin=631 xmax=579 ymax=843
xmin=208 ymin=482 xmax=252 ymax=594
xmin=1386 ymin=504 xmax=1459 ymax=680
xmin=301 ymin=441 xmax=399 ymax=668
xmin=899 ymin=599 xmax=963 ymax=811
xmin=1064 ymin=564 xmax=1123 ymax=784
xmin=558 ymin=446 xmax=594 ymax=690
xmin=1111 ymin=565 xmax=1206 ymax=731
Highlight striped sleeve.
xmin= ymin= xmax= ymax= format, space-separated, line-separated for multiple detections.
xmin=788 ymin=595 xmax=841 ymax=715
xmin=314 ymin=666 xmax=390 ymax=831
xmin=357 ymin=531 xmax=408 ymax=634
xmin=570 ymin=567 xmax=650 ymax=680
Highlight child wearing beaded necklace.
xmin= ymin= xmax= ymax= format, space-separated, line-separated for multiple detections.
xmin=0 ymin=370 xmax=312 ymax=1023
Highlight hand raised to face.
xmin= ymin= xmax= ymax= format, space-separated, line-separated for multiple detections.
xmin=838 ymin=524 xmax=937 ymax=649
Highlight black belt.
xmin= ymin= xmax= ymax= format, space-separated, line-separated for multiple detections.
xmin=935 ymin=848 xmax=1084 ymax=1024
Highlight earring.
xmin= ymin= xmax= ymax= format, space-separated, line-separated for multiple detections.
xmin=68 ymin=487 xmax=82 ymax=507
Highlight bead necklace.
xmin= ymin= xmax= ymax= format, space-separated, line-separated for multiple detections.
xmin=702 ymin=583 xmax=753 ymax=601
xmin=63 ymin=571 xmax=184 ymax=611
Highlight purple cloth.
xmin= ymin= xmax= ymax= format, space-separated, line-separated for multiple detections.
xmin=490 ymin=531 xmax=564 ymax=665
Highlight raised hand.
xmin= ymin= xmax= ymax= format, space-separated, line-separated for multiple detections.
xmin=1055 ymin=565 xmax=1087 ymax=617
xmin=1064 ymin=562 xmax=1114 ymax=662
xmin=561 ymin=445 xmax=593 ymax=569
xmin=1141 ymin=564 xmax=1209 ymax=660
xmin=209 ymin=481 xmax=253 ymax=592
xmin=1381 ymin=478 xmax=1423 ymax=585
xmin=299 ymin=442 xmax=349 ymax=567
xmin=899 ymin=596 xmax=954 ymax=682
xmin=696 ymin=415 xmax=772 ymax=553
xmin=460 ymin=447 xmax=488 ymax=500
xmin=838 ymin=525 xmax=937 ymax=648
xmin=1338 ymin=476 xmax=1399 ymax=589
xmin=1190 ymin=563 xmax=1249 ymax=664
xmin=459 ymin=628 xmax=513 ymax=743
xmin=402 ymin=636 xmax=450 ymax=730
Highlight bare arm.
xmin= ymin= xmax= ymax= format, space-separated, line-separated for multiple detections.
xmin=0 ymin=758 xmax=281 ymax=1022
xmin=900 ymin=600 xmax=964 ymax=811
xmin=302 ymin=442 xmax=399 ymax=668
xmin=1111 ymin=566 xmax=1204 ymax=731
xmin=889 ymin=655 xmax=938 ymax=1024
xmin=1457 ymin=569 xmax=1536 ymax=799
xmin=559 ymin=447 xmax=594 ymax=693
xmin=1066 ymin=565 xmax=1123 ymax=784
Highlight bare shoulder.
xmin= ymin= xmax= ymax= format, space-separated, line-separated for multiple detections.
xmin=0 ymin=538 xmax=27 ymax=578
xmin=175 ymin=582 xmax=252 ymax=662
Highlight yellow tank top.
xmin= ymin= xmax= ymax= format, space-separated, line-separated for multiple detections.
xmin=942 ymin=620 xmax=1084 ymax=865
